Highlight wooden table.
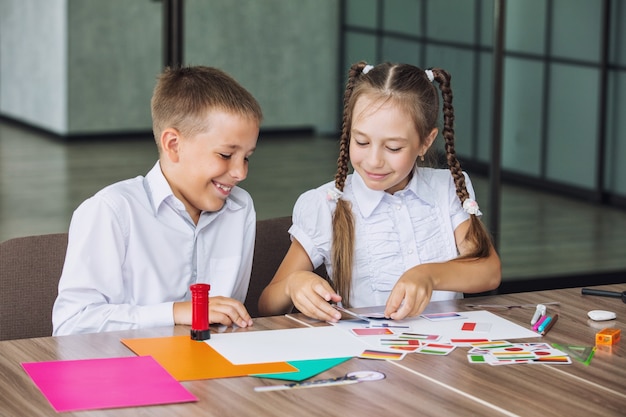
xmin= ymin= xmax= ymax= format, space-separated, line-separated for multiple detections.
xmin=1 ymin=284 xmax=624 ymax=416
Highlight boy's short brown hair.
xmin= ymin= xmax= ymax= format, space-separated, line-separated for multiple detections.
xmin=151 ymin=66 xmax=263 ymax=150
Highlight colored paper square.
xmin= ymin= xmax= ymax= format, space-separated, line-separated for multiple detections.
xmin=251 ymin=357 xmax=351 ymax=382
xmin=21 ymin=356 xmax=196 ymax=412
xmin=462 ymin=322 xmax=476 ymax=331
xmin=122 ymin=335 xmax=296 ymax=381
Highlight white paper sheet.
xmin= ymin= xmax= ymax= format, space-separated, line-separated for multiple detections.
xmin=398 ymin=310 xmax=539 ymax=341
xmin=205 ymin=311 xmax=539 ymax=365
xmin=329 ymin=310 xmax=539 ymax=347
xmin=205 ymin=326 xmax=369 ymax=365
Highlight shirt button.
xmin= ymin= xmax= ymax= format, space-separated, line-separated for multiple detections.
xmin=396 ymin=205 xmax=401 ymax=210
xmin=408 ymin=249 xmax=413 ymax=254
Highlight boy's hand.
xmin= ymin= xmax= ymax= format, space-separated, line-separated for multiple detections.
xmin=173 ymin=298 xmax=253 ymax=328
xmin=286 ymin=271 xmax=342 ymax=322
xmin=208 ymin=296 xmax=253 ymax=328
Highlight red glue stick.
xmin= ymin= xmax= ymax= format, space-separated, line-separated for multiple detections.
xmin=190 ymin=283 xmax=211 ymax=340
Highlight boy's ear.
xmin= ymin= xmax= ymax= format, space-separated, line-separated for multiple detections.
xmin=421 ymin=128 xmax=438 ymax=154
xmin=160 ymin=128 xmax=181 ymax=163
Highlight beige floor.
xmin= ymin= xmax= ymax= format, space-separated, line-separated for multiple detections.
xmin=2 ymin=119 xmax=626 ymax=284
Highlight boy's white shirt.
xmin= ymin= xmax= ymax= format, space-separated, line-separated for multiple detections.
xmin=52 ymin=161 xmax=255 ymax=336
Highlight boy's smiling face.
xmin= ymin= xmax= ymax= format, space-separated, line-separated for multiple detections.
xmin=160 ymin=110 xmax=259 ymax=223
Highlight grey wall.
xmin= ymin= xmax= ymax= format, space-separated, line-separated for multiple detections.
xmin=341 ymin=0 xmax=626 ymax=201
xmin=0 ymin=0 xmax=68 ymax=134
xmin=185 ymin=0 xmax=340 ymax=134
xmin=0 ymin=0 xmax=340 ymax=136
xmin=66 ymin=0 xmax=162 ymax=134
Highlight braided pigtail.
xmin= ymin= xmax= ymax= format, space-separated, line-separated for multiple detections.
xmin=431 ymin=68 xmax=492 ymax=259
xmin=331 ymin=61 xmax=369 ymax=307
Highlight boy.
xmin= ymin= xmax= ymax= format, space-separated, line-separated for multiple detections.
xmin=53 ymin=66 xmax=262 ymax=335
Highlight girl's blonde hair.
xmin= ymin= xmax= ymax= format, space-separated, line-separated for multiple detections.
xmin=332 ymin=61 xmax=493 ymax=307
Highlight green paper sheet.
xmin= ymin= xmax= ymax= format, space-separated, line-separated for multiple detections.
xmin=251 ymin=357 xmax=352 ymax=382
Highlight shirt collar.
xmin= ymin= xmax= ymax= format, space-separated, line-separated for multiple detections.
xmin=351 ymin=171 xmax=385 ymax=218
xmin=146 ymin=161 xmax=174 ymax=214
xmin=352 ymin=166 xmax=436 ymax=218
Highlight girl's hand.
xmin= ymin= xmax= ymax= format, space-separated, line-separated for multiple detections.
xmin=173 ymin=297 xmax=253 ymax=328
xmin=286 ymin=271 xmax=342 ymax=322
xmin=384 ymin=265 xmax=434 ymax=320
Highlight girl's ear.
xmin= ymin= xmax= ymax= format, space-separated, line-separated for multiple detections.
xmin=421 ymin=128 xmax=438 ymax=154
xmin=160 ymin=128 xmax=181 ymax=163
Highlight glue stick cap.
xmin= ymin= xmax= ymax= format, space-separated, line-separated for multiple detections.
xmin=191 ymin=328 xmax=211 ymax=341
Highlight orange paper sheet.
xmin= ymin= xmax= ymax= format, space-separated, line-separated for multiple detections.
xmin=121 ymin=335 xmax=296 ymax=381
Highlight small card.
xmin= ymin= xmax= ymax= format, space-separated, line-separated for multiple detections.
xmin=467 ymin=341 xmax=574 ymax=366
xmin=380 ymin=338 xmax=421 ymax=346
xmin=359 ymin=350 xmax=406 ymax=360
xmin=468 ymin=354 xmax=493 ymax=364
xmin=421 ymin=312 xmax=466 ymax=321
xmin=416 ymin=343 xmax=456 ymax=356
xmin=398 ymin=333 xmax=440 ymax=341
xmin=389 ymin=346 xmax=420 ymax=352
xmin=449 ymin=338 xmax=490 ymax=346
xmin=351 ymin=328 xmax=394 ymax=336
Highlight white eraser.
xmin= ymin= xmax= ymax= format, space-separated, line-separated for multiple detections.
xmin=587 ymin=310 xmax=617 ymax=321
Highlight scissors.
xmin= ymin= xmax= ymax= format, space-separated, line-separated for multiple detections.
xmin=331 ymin=304 xmax=387 ymax=321
xmin=254 ymin=371 xmax=386 ymax=392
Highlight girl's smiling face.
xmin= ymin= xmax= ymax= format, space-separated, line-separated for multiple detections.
xmin=349 ymin=94 xmax=437 ymax=194
xmin=161 ymin=110 xmax=259 ymax=223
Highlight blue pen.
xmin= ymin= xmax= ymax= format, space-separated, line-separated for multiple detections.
xmin=537 ymin=316 xmax=552 ymax=333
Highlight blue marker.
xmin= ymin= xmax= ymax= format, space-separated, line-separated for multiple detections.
xmin=537 ymin=316 xmax=552 ymax=333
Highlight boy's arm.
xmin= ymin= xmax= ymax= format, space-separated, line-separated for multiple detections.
xmin=52 ymin=197 xmax=174 ymax=335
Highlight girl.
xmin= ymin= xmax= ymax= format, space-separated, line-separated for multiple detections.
xmin=258 ymin=62 xmax=501 ymax=322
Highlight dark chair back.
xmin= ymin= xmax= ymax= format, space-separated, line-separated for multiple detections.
xmin=245 ymin=216 xmax=329 ymax=317
xmin=0 ymin=233 xmax=68 ymax=340
xmin=245 ymin=216 xmax=293 ymax=317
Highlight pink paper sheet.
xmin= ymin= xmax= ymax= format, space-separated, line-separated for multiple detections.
xmin=22 ymin=356 xmax=196 ymax=412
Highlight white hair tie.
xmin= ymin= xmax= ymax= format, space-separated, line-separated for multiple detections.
xmin=326 ymin=187 xmax=343 ymax=202
xmin=463 ymin=198 xmax=481 ymax=216
xmin=363 ymin=65 xmax=374 ymax=74
xmin=425 ymin=69 xmax=434 ymax=82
